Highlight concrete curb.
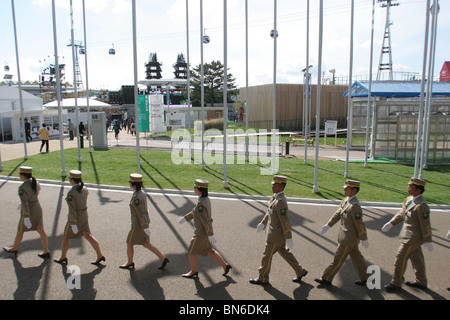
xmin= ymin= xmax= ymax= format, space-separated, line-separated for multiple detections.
xmin=2 ymin=175 xmax=449 ymax=210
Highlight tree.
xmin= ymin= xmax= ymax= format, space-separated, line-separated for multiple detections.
xmin=189 ymin=60 xmax=239 ymax=106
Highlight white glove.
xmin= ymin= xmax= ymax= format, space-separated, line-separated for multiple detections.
xmin=268 ymin=208 xmax=273 ymax=214
xmin=361 ymin=240 xmax=369 ymax=249
xmin=71 ymin=225 xmax=79 ymax=234
xmin=144 ymin=228 xmax=151 ymax=235
xmin=178 ymin=217 xmax=186 ymax=224
xmin=24 ymin=218 xmax=32 ymax=229
xmin=446 ymin=230 xmax=450 ymax=239
xmin=256 ymin=223 xmax=265 ymax=233
xmin=320 ymin=224 xmax=330 ymax=235
xmin=423 ymin=242 xmax=434 ymax=252
xmin=381 ymin=222 xmax=393 ymax=232
xmin=286 ymin=238 xmax=294 ymax=249
xmin=209 ymin=236 xmax=217 ymax=244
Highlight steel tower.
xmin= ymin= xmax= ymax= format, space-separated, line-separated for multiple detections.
xmin=377 ymin=0 xmax=399 ymax=81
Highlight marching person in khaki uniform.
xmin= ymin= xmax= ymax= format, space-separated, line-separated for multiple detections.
xmin=315 ymin=179 xmax=369 ymax=286
xmin=3 ymin=166 xmax=50 ymax=258
xmin=178 ymin=179 xmax=231 ymax=278
xmin=120 ymin=173 xmax=169 ymax=270
xmin=382 ymin=177 xmax=432 ymax=291
xmin=54 ymin=170 xmax=105 ymax=266
xmin=250 ymin=175 xmax=308 ymax=285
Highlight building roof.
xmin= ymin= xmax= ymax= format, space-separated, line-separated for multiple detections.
xmin=0 ymin=86 xmax=42 ymax=101
xmin=43 ymin=97 xmax=111 ymax=108
xmin=343 ymin=81 xmax=450 ymax=98
xmin=138 ymin=79 xmax=188 ymax=87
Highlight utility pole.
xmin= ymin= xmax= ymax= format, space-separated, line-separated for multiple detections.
xmin=377 ymin=0 xmax=399 ymax=81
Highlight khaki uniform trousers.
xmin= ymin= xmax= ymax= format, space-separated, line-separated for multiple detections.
xmin=322 ymin=243 xmax=368 ymax=282
xmin=258 ymin=241 xmax=307 ymax=283
xmin=391 ymin=242 xmax=427 ymax=287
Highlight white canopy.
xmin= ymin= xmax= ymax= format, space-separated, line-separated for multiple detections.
xmin=43 ymin=97 xmax=111 ymax=108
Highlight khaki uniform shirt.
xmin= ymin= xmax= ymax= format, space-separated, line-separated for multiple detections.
xmin=184 ymin=196 xmax=214 ymax=237
xmin=129 ymin=190 xmax=150 ymax=229
xmin=261 ymin=192 xmax=292 ymax=243
xmin=18 ymin=179 xmax=41 ymax=219
xmin=327 ymin=196 xmax=368 ymax=246
xmin=389 ymin=195 xmax=432 ymax=244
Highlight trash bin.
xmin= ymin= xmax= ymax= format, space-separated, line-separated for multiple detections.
xmin=285 ymin=140 xmax=290 ymax=155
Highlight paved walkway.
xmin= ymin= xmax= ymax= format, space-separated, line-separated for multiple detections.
xmin=1 ymin=130 xmax=367 ymax=163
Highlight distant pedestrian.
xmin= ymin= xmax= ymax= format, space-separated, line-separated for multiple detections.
xmin=38 ymin=123 xmax=49 ymax=153
xmin=24 ymin=118 xmax=32 ymax=142
xmin=68 ymin=119 xmax=74 ymax=140
xmin=178 ymin=179 xmax=231 ymax=278
xmin=3 ymin=166 xmax=50 ymax=259
xmin=113 ymin=120 xmax=121 ymax=139
xmin=120 ymin=173 xmax=169 ymax=270
xmin=130 ymin=121 xmax=136 ymax=136
xmin=54 ymin=170 xmax=105 ymax=266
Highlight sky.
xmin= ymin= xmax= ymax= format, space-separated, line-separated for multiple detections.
xmin=1 ymin=0 xmax=449 ymax=92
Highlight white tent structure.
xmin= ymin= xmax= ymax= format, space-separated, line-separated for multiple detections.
xmin=43 ymin=97 xmax=111 ymax=109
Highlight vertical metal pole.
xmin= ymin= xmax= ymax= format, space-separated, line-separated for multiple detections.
xmin=245 ymin=0 xmax=249 ymax=162
xmin=51 ymin=0 xmax=66 ymax=177
xmin=82 ymin=0 xmax=92 ymax=153
xmin=304 ymin=0 xmax=310 ymax=164
xmin=345 ymin=0 xmax=354 ymax=178
xmin=272 ymin=0 xmax=277 ymax=174
xmin=200 ymin=0 xmax=205 ymax=170
xmin=11 ymin=0 xmax=28 ymax=160
xmin=364 ymin=0 xmax=375 ymax=167
xmin=185 ymin=0 xmax=192 ymax=159
xmin=414 ymin=0 xmax=431 ymax=178
xmin=420 ymin=0 xmax=439 ymax=176
xmin=313 ymin=0 xmax=323 ymax=193
xmin=132 ymin=0 xmax=141 ymax=173
xmin=223 ymin=0 xmax=228 ymax=188
xmin=70 ymin=0 xmax=81 ymax=163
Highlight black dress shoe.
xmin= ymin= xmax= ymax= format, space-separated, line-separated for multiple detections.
xmin=384 ymin=283 xmax=401 ymax=292
xmin=54 ymin=257 xmax=68 ymax=265
xmin=158 ymin=257 xmax=169 ymax=269
xmin=182 ymin=272 xmax=198 ymax=278
xmin=119 ymin=262 xmax=135 ymax=270
xmin=314 ymin=278 xmax=332 ymax=286
xmin=38 ymin=252 xmax=50 ymax=259
xmin=405 ymin=281 xmax=427 ymax=289
xmin=355 ymin=280 xmax=367 ymax=286
xmin=91 ymin=256 xmax=106 ymax=266
xmin=223 ymin=265 xmax=232 ymax=276
xmin=3 ymin=247 xmax=18 ymax=255
xmin=249 ymin=278 xmax=268 ymax=285
xmin=293 ymin=271 xmax=308 ymax=283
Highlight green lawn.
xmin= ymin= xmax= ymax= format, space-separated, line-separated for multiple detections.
xmin=2 ymin=147 xmax=449 ymax=205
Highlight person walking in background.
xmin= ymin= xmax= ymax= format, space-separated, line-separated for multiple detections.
xmin=382 ymin=177 xmax=433 ymax=292
xmin=3 ymin=166 xmax=50 ymax=259
xmin=38 ymin=123 xmax=49 ymax=153
xmin=120 ymin=173 xmax=169 ymax=270
xmin=314 ymin=179 xmax=369 ymax=287
xmin=24 ymin=118 xmax=32 ymax=142
xmin=54 ymin=170 xmax=105 ymax=266
xmin=178 ymin=179 xmax=231 ymax=278
xmin=68 ymin=119 xmax=74 ymax=140
xmin=250 ymin=175 xmax=307 ymax=285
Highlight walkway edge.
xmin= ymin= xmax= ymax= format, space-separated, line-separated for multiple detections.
xmin=2 ymin=175 xmax=449 ymax=210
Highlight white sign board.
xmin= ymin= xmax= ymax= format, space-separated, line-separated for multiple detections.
xmin=150 ymin=94 xmax=165 ymax=133
xmin=324 ymin=120 xmax=337 ymax=146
